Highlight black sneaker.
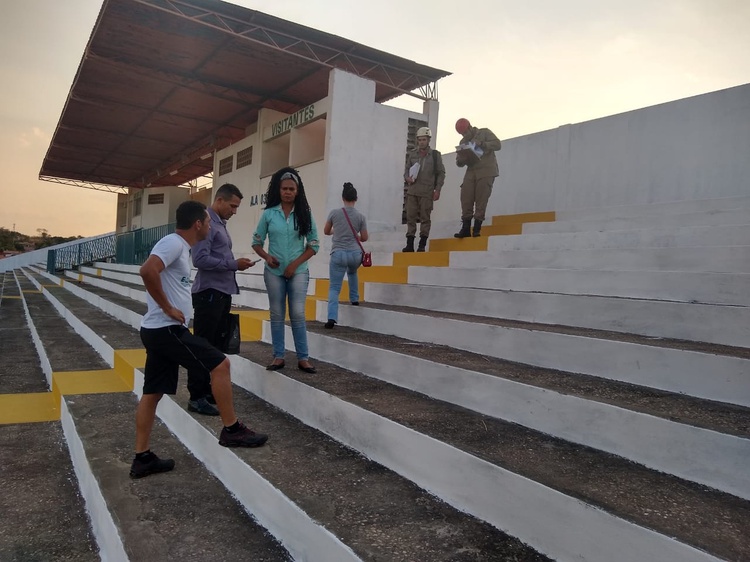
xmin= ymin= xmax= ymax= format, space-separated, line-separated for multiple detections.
xmin=219 ymin=422 xmax=268 ymax=448
xmin=130 ymin=452 xmax=175 ymax=479
xmin=324 ymin=319 xmax=336 ymax=329
xmin=188 ymin=397 xmax=220 ymax=416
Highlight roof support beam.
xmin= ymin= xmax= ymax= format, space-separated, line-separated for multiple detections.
xmin=132 ymin=0 xmax=439 ymax=101
xmin=39 ymin=176 xmax=130 ymax=194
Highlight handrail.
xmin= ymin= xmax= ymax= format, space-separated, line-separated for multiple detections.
xmin=45 ymin=223 xmax=176 ymax=273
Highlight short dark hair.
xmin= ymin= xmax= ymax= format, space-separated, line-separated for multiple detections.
xmin=175 ymin=200 xmax=207 ymax=230
xmin=214 ymin=183 xmax=243 ymax=201
xmin=342 ymin=182 xmax=357 ymax=202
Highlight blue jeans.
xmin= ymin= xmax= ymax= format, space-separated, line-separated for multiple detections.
xmin=264 ymin=269 xmax=310 ymax=360
xmin=327 ymin=250 xmax=361 ymax=322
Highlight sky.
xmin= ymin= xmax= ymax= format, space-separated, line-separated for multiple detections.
xmin=0 ymin=0 xmax=748 ymax=238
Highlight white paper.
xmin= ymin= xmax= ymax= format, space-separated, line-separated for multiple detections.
xmin=456 ymin=141 xmax=484 ymax=158
xmin=408 ymin=162 xmax=420 ymax=179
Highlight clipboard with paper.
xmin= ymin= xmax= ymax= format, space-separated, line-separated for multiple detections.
xmin=456 ymin=141 xmax=483 ymax=166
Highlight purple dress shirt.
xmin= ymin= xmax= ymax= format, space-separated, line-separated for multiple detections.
xmin=191 ymin=207 xmax=240 ymax=295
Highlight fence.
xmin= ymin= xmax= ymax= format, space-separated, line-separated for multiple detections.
xmin=45 ymin=223 xmax=175 ymax=273
xmin=46 ymin=234 xmax=116 ymax=273
xmin=115 ymin=223 xmax=175 ymax=266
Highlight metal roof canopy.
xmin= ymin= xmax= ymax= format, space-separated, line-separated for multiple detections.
xmin=40 ymin=0 xmax=451 ymax=194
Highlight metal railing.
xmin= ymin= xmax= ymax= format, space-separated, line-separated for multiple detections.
xmin=46 ymin=223 xmax=175 ymax=273
xmin=116 ymin=223 xmax=175 ymax=265
xmin=46 ymin=234 xmax=117 ymax=273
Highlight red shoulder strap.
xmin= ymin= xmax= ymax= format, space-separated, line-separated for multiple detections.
xmin=342 ymin=208 xmax=365 ymax=253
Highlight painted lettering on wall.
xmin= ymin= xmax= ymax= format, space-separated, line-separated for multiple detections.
xmin=271 ymin=105 xmax=316 ymax=137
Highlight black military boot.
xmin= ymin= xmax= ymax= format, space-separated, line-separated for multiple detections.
xmin=417 ymin=236 xmax=428 ymax=252
xmin=402 ymin=236 xmax=415 ymax=252
xmin=472 ymin=219 xmax=483 ymax=237
xmin=454 ymin=220 xmax=471 ymax=238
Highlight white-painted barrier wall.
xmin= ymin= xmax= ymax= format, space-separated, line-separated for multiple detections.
xmin=433 ymin=83 xmax=750 ymax=222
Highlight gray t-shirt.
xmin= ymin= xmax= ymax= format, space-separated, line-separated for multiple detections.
xmin=327 ymin=207 xmax=367 ymax=253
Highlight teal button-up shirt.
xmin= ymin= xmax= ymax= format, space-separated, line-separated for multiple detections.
xmin=252 ymin=205 xmax=319 ymax=276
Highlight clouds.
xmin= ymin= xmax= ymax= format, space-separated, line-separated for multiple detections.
xmin=18 ymin=127 xmax=50 ymax=149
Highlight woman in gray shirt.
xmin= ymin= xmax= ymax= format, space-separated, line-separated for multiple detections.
xmin=323 ymin=182 xmax=369 ymax=328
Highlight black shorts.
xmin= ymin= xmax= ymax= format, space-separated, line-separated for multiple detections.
xmin=140 ymin=325 xmax=226 ymax=395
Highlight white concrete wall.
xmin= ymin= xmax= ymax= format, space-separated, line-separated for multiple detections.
xmin=433 ymin=82 xmax=750 ymax=222
xmin=210 ymin=70 xmax=438 ymax=259
xmin=324 ymin=69 xmax=415 ymax=233
xmin=139 ymin=186 xmax=188 ymax=227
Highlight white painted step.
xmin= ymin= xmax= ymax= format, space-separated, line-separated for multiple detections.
xmin=364 ymin=283 xmax=750 ymax=348
xmin=232 ymin=348 xmax=726 ymax=562
xmin=44 ymin=264 xmax=736 ymax=562
xmin=524 ymin=208 xmax=750 ymax=234
xmin=33 ymin=269 xmax=361 ymax=562
xmin=450 ymin=246 xmax=750 ymax=273
xmin=406 ymin=267 xmax=750 ymax=306
xmin=553 ymin=195 xmax=750 ymax=222
xmin=306 ymin=315 xmax=750 ymax=502
xmin=82 ymin=265 xmax=142 ymax=285
xmin=358 ymin=220 xmax=475 ymax=242
xmin=73 ymin=269 xmax=146 ymax=303
xmin=317 ymin=303 xmax=750 ymax=408
xmin=486 ymin=224 xmax=750 ymax=251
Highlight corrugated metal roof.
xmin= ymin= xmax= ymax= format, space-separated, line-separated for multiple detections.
xmin=40 ymin=0 xmax=450 ymax=192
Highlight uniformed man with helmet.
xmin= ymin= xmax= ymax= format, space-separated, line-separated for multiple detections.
xmin=453 ymin=118 xmax=502 ymax=238
xmin=402 ymin=126 xmax=446 ymax=252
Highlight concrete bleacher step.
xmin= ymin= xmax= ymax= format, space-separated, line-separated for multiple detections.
xmin=486 ymin=223 xmax=750 ymax=252
xmin=552 ymin=195 xmax=750 ymax=222
xmin=17 ymin=269 xmax=292 ymax=560
xmin=524 ymin=208 xmax=750 ymax=234
xmin=302 ymin=314 xmax=750 ymax=494
xmin=319 ymin=301 xmax=750 ymax=408
xmin=406 ymin=266 xmax=750 ymax=306
xmin=0 ymin=271 xmax=99 ymax=560
xmin=28 ymin=189 xmax=750 ymax=560
xmin=0 ymin=423 xmax=100 ymax=561
xmin=73 ymin=264 xmax=274 ymax=311
xmin=316 ymin=211 xmax=554 ymax=258
xmin=449 ymin=245 xmax=750 ymax=273
xmin=365 ymin=211 xmax=554 ymax=239
xmin=26 ymin=271 xmax=554 ymax=560
xmin=363 ymin=282 xmax=750 ymax=348
xmin=320 ymin=222 xmax=750 ymax=261
xmin=66 ymin=392 xmax=292 ymax=561
xmin=240 ymin=338 xmax=747 ymax=562
xmin=56 ymin=263 xmax=749 ymax=560
xmin=0 ymin=272 xmax=49 ymax=396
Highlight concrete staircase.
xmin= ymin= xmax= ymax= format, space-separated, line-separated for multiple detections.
xmin=1 ymin=197 xmax=749 ymax=561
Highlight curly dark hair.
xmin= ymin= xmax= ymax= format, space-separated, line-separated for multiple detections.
xmin=264 ymin=166 xmax=313 ymax=238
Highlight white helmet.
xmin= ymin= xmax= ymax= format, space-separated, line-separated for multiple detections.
xmin=416 ymin=126 xmax=432 ymax=138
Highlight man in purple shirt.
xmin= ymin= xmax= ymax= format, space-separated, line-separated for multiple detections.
xmin=187 ymin=183 xmax=256 ymax=415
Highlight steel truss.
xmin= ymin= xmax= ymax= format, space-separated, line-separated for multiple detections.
xmin=133 ymin=0 xmax=441 ymax=101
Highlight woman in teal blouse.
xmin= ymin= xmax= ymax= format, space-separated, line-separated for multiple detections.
xmin=252 ymin=167 xmax=320 ymax=373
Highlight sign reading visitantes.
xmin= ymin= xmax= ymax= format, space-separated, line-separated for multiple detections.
xmin=270 ymin=104 xmax=316 ymax=138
